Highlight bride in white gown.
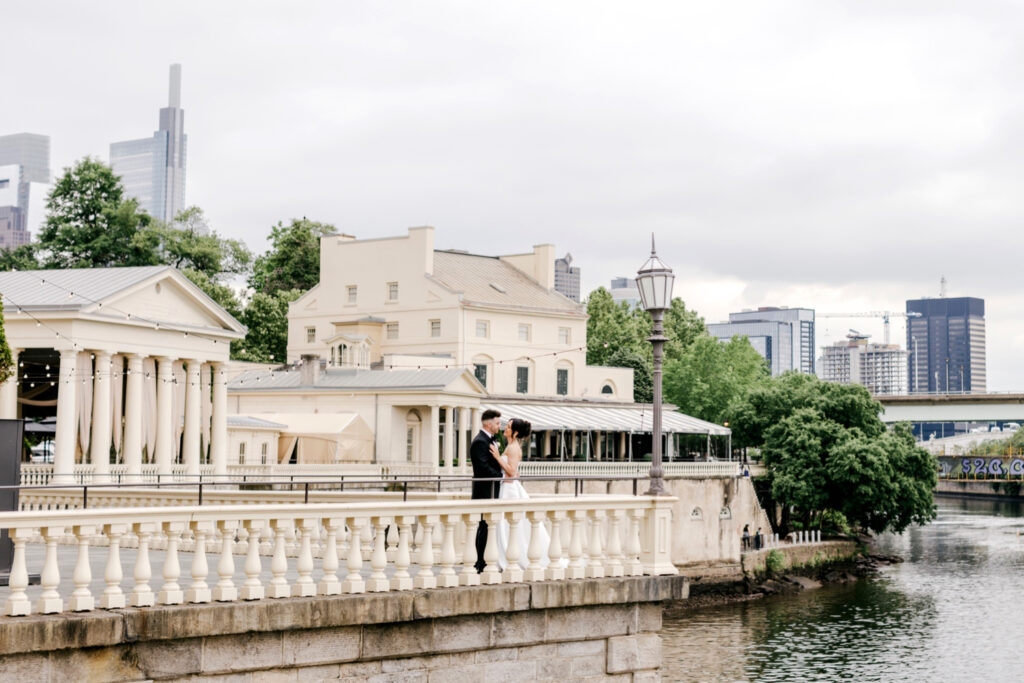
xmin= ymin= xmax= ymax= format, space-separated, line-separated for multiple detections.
xmin=489 ymin=418 xmax=565 ymax=570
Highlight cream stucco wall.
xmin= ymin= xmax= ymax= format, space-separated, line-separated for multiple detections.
xmin=228 ymin=427 xmax=279 ymax=465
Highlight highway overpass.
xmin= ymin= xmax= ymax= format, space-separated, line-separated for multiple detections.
xmin=879 ymin=394 xmax=1024 ymax=423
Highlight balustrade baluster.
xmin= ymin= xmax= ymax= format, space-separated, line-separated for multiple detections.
xmin=459 ymin=513 xmax=481 ymax=587
xmin=236 ymin=525 xmax=249 ymax=556
xmin=604 ymin=509 xmax=625 ymax=577
xmin=214 ymin=520 xmax=238 ymax=602
xmin=158 ymin=521 xmax=185 ymax=604
xmin=293 ymin=518 xmax=317 ymax=597
xmin=35 ymin=525 xmax=64 ymax=614
xmin=414 ymin=514 xmax=438 ymax=589
xmin=69 ymin=524 xmax=95 ymax=611
xmin=367 ymin=516 xmax=390 ymax=592
xmin=4 ymin=527 xmax=33 ymax=616
xmin=524 ymin=510 xmax=546 ymax=582
xmin=130 ymin=523 xmax=156 ymax=607
xmin=624 ymin=509 xmax=643 ymax=577
xmin=545 ymin=510 xmax=566 ymax=581
xmin=566 ymin=510 xmax=586 ymax=580
xmin=503 ymin=512 xmax=524 ymax=582
xmin=187 ymin=521 xmax=213 ymax=603
xmin=268 ymin=519 xmax=293 ymax=598
xmin=385 ymin=521 xmax=399 ymax=563
xmin=98 ymin=523 xmax=127 ymax=609
xmin=318 ymin=518 xmax=341 ymax=595
xmin=437 ymin=514 xmax=459 ymax=588
xmin=341 ymin=516 xmax=366 ymax=594
xmin=391 ymin=515 xmax=414 ymax=591
xmin=586 ymin=510 xmax=606 ymax=578
xmin=481 ymin=511 xmax=503 ymax=585
xmin=240 ymin=520 xmax=265 ymax=600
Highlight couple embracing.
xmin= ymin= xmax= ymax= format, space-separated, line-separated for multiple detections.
xmin=469 ymin=409 xmax=559 ymax=572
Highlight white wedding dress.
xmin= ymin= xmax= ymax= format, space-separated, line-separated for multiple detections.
xmin=494 ymin=454 xmax=566 ymax=570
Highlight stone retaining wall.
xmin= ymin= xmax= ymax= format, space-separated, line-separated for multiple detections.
xmin=740 ymin=540 xmax=859 ymax=575
xmin=936 ymin=480 xmax=1024 ymax=499
xmin=0 ymin=576 xmax=686 ymax=682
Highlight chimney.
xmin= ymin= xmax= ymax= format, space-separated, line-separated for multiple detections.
xmin=299 ymin=354 xmax=321 ymax=385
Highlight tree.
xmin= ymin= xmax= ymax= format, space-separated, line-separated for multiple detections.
xmin=662 ymin=298 xmax=706 ymax=361
xmin=606 ymin=347 xmax=653 ymax=403
xmin=663 ymin=334 xmax=768 ymax=424
xmin=181 ymin=268 xmax=244 ymax=320
xmin=158 ymin=207 xmax=252 ymax=281
xmin=586 ymin=288 xmax=643 ymax=366
xmin=38 ymin=157 xmax=158 ymax=268
xmin=0 ymin=244 xmax=40 ymax=271
xmin=249 ymin=219 xmax=335 ymax=295
xmin=232 ymin=289 xmax=303 ymax=363
xmin=0 ymin=304 xmax=13 ymax=383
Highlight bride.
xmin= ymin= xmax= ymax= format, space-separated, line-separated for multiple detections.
xmin=489 ymin=418 xmax=562 ymax=570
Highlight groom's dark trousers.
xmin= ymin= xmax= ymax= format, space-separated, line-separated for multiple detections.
xmin=470 ymin=429 xmax=503 ymax=572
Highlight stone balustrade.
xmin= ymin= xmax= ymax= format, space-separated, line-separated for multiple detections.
xmin=519 ymin=460 xmax=746 ymax=478
xmin=0 ymin=495 xmax=676 ymax=618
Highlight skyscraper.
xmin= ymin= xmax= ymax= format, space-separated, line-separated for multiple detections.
xmin=906 ymin=297 xmax=986 ymax=393
xmin=554 ymin=253 xmax=581 ymax=302
xmin=609 ymin=276 xmax=639 ymax=308
xmin=110 ymin=64 xmax=188 ymax=223
xmin=820 ymin=332 xmax=908 ymax=395
xmin=707 ymin=307 xmax=816 ymax=376
xmin=0 ymin=133 xmax=51 ymax=246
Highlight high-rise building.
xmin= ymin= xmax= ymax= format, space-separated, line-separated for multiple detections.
xmin=554 ymin=253 xmax=580 ymax=302
xmin=906 ymin=296 xmax=986 ymax=394
xmin=0 ymin=133 xmax=51 ymax=246
xmin=707 ymin=307 xmax=815 ymax=376
xmin=609 ymin=276 xmax=639 ymax=308
xmin=820 ymin=332 xmax=908 ymax=395
xmin=110 ymin=64 xmax=188 ymax=223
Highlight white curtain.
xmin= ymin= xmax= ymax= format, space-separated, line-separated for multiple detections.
xmin=111 ymin=355 xmax=123 ymax=460
xmin=200 ymin=363 xmax=211 ymax=462
xmin=143 ymin=357 xmax=157 ymax=462
xmin=172 ymin=361 xmax=186 ymax=463
xmin=76 ymin=352 xmax=93 ymax=462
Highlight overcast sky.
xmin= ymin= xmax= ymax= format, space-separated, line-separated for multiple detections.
xmin=4 ymin=1 xmax=1023 ymax=388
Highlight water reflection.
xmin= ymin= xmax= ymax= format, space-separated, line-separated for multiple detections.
xmin=662 ymin=498 xmax=1024 ymax=682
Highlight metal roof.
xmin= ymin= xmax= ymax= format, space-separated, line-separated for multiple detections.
xmin=227 ymin=415 xmax=288 ymax=430
xmin=432 ymin=251 xmax=582 ymax=313
xmin=228 ymin=367 xmax=476 ymax=392
xmin=0 ymin=266 xmax=170 ymax=311
xmin=485 ymin=402 xmax=731 ymax=436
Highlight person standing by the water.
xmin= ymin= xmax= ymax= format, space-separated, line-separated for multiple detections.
xmin=754 ymin=527 xmax=763 ymax=550
xmin=742 ymin=524 xmax=750 ymax=551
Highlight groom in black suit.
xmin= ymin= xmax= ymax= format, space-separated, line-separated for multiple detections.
xmin=471 ymin=409 xmax=503 ymax=572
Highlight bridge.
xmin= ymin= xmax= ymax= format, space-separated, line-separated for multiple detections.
xmin=879 ymin=393 xmax=1024 ymax=423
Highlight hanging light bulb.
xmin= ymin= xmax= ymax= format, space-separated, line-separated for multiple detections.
xmin=45 ymin=365 xmax=50 ymax=371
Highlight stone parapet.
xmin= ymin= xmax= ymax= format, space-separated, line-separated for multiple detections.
xmin=740 ymin=540 xmax=859 ymax=575
xmin=0 ymin=575 xmax=686 ymax=681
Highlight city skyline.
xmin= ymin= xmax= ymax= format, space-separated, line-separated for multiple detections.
xmin=2 ymin=2 xmax=1022 ymax=389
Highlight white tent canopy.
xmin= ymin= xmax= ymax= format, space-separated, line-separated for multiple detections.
xmin=247 ymin=413 xmax=375 ymax=464
xmin=484 ymin=402 xmax=730 ymax=436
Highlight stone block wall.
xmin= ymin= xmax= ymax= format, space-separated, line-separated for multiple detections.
xmin=0 ymin=576 xmax=686 ymax=682
xmin=740 ymin=540 xmax=859 ymax=575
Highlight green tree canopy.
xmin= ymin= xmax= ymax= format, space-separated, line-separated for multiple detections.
xmin=664 ymin=334 xmax=768 ymax=424
xmin=585 ymin=288 xmax=644 ymax=366
xmin=249 ymin=219 xmax=335 ymax=295
xmin=606 ymin=346 xmax=653 ymax=403
xmin=158 ymin=207 xmax=252 ymax=281
xmin=232 ymin=289 xmax=303 ymax=363
xmin=0 ymin=244 xmax=40 ymax=271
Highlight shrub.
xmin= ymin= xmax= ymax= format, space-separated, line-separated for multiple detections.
xmin=765 ymin=549 xmax=785 ymax=575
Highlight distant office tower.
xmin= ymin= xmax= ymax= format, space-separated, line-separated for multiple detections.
xmin=906 ymin=297 xmax=986 ymax=393
xmin=820 ymin=332 xmax=908 ymax=395
xmin=554 ymin=253 xmax=581 ymax=302
xmin=110 ymin=64 xmax=188 ymax=223
xmin=707 ymin=307 xmax=815 ymax=376
xmin=609 ymin=276 xmax=639 ymax=308
xmin=0 ymin=133 xmax=51 ymax=246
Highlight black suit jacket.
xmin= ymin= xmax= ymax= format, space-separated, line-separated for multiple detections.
xmin=470 ymin=430 xmax=503 ymax=499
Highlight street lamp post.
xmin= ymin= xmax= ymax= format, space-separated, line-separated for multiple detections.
xmin=635 ymin=235 xmax=675 ymax=496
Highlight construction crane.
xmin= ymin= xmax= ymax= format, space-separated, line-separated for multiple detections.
xmin=817 ymin=311 xmax=922 ymax=345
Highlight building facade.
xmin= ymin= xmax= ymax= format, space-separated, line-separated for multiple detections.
xmin=707 ymin=307 xmax=815 ymax=376
xmin=110 ymin=64 xmax=187 ymax=223
xmin=820 ymin=332 xmax=908 ymax=395
xmin=553 ymin=253 xmax=581 ymax=302
xmin=609 ymin=276 xmax=639 ymax=308
xmin=0 ymin=133 xmax=51 ymax=245
xmin=906 ymin=297 xmax=986 ymax=394
xmin=287 ymin=227 xmax=632 ymax=401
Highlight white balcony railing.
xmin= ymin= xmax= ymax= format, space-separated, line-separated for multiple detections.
xmin=0 ymin=495 xmax=677 ymax=617
xmin=518 ymin=460 xmax=744 ymax=478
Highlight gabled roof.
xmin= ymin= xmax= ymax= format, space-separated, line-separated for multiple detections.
xmin=0 ymin=266 xmax=170 ymax=310
xmin=228 ymin=367 xmax=484 ymax=393
xmin=432 ymin=251 xmax=582 ymax=313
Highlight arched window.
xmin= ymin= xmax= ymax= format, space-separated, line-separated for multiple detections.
xmin=690 ymin=507 xmax=703 ymax=521
xmin=719 ymin=506 xmax=732 ymax=520
xmin=601 ymin=381 xmax=616 ymax=396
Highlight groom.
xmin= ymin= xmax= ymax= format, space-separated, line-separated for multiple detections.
xmin=470 ymin=409 xmax=503 ymax=572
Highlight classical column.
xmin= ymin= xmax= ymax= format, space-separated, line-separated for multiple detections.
xmin=53 ymin=348 xmax=79 ymax=486
xmin=427 ymin=405 xmax=440 ymax=471
xmin=90 ymin=351 xmax=113 ymax=483
xmin=210 ymin=362 xmax=228 ymax=477
xmin=123 ymin=354 xmax=143 ymax=479
xmin=182 ymin=360 xmax=201 ymax=477
xmin=442 ymin=406 xmax=454 ymax=471
xmin=155 ymin=357 xmax=175 ymax=477
xmin=0 ymin=348 xmax=20 ymax=419
xmin=459 ymin=407 xmax=471 ymax=474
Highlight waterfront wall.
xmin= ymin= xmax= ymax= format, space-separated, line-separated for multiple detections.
xmin=740 ymin=540 xmax=859 ymax=575
xmin=936 ymin=480 xmax=1024 ymax=499
xmin=0 ymin=576 xmax=685 ymax=682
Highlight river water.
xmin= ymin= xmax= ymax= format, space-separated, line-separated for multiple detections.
xmin=661 ymin=497 xmax=1024 ymax=682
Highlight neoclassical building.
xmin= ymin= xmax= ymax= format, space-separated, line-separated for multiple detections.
xmin=0 ymin=266 xmax=245 ymax=483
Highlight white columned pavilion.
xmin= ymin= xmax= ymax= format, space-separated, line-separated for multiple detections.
xmin=53 ymin=348 xmax=78 ymax=485
xmin=90 ymin=350 xmax=113 ymax=483
xmin=123 ymin=353 xmax=144 ymax=478
xmin=210 ymin=362 xmax=228 ymax=477
xmin=0 ymin=348 xmax=20 ymax=419
xmin=183 ymin=360 xmax=202 ymax=476
xmin=443 ymin=405 xmax=454 ymax=471
xmin=155 ymin=357 xmax=175 ymax=477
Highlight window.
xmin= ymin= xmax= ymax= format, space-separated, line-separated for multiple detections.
xmin=387 ymin=282 xmax=399 ymax=302
xmin=430 ymin=319 xmax=441 ymax=337
xmin=516 ymin=366 xmax=529 ymax=394
xmin=556 ymin=368 xmax=569 ymax=396
xmin=238 ymin=442 xmax=246 ymax=464
xmin=305 ymin=326 xmax=316 ymax=343
xmin=601 ymin=384 xmax=614 ymax=395
xmin=261 ymin=442 xmax=268 ymax=464
xmin=406 ymin=427 xmax=415 ymax=460
xmin=476 ymin=320 xmax=490 ymax=338
xmin=518 ymin=324 xmax=531 ymax=342
xmin=387 ymin=322 xmax=399 ymax=339
xmin=559 ymin=327 xmax=571 ymax=345
xmin=474 ymin=363 xmax=488 ymax=387
xmin=347 ymin=285 xmax=357 ymax=304
xmin=0 ymin=179 xmax=8 ymax=189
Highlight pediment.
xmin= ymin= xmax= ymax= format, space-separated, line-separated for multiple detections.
xmin=98 ymin=270 xmax=245 ymax=334
xmin=444 ymin=370 xmax=487 ymax=396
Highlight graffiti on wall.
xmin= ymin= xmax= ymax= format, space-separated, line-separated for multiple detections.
xmin=938 ymin=457 xmax=1024 ymax=478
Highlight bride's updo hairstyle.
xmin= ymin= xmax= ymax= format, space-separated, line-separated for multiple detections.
xmin=509 ymin=418 xmax=532 ymax=440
